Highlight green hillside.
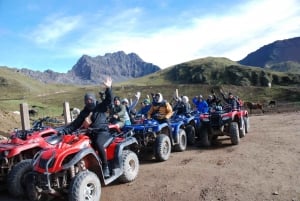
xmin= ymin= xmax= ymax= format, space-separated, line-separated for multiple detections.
xmin=0 ymin=67 xmax=91 ymax=114
xmin=124 ymin=57 xmax=300 ymax=87
xmin=1 ymin=59 xmax=300 ymax=120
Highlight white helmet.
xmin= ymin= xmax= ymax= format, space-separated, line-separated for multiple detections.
xmin=182 ymin=96 xmax=189 ymax=103
xmin=154 ymin=93 xmax=163 ymax=103
xmin=121 ymin=98 xmax=129 ymax=104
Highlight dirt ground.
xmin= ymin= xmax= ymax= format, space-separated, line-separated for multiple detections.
xmin=1 ymin=112 xmax=300 ymax=201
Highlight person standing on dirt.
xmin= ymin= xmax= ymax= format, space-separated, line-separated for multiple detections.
xmin=192 ymin=95 xmax=209 ymax=113
xmin=58 ymin=76 xmax=113 ymax=178
xmin=147 ymin=93 xmax=173 ymax=124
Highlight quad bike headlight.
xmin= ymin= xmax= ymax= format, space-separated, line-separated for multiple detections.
xmin=3 ymin=150 xmax=10 ymax=157
xmin=202 ymin=118 xmax=210 ymax=122
xmin=222 ymin=116 xmax=230 ymax=121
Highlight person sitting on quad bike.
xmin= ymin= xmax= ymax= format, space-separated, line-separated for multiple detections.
xmin=58 ymin=76 xmax=113 ymax=178
xmin=121 ymin=91 xmax=141 ymax=124
xmin=220 ymin=90 xmax=240 ymax=111
xmin=192 ymin=94 xmax=209 ymax=113
xmin=172 ymin=96 xmax=191 ymax=115
xmin=206 ymin=90 xmax=222 ymax=111
xmin=137 ymin=98 xmax=151 ymax=116
xmin=109 ymin=96 xmax=129 ymax=127
xmin=147 ymin=93 xmax=173 ymax=124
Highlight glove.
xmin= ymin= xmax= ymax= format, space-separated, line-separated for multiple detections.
xmin=135 ymin=91 xmax=141 ymax=99
xmin=56 ymin=128 xmax=66 ymax=136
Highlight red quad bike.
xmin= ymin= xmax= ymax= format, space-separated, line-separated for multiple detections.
xmin=198 ymin=104 xmax=250 ymax=146
xmin=0 ymin=117 xmax=61 ymax=197
xmin=25 ymin=127 xmax=139 ymax=201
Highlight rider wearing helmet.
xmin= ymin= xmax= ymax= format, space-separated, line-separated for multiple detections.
xmin=59 ymin=76 xmax=113 ymax=178
xmin=147 ymin=93 xmax=173 ymax=123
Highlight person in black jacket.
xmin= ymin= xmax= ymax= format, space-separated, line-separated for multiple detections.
xmin=60 ymin=76 xmax=113 ymax=178
xmin=220 ymin=90 xmax=239 ymax=111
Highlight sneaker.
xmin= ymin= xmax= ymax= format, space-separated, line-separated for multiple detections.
xmin=103 ymin=165 xmax=110 ymax=178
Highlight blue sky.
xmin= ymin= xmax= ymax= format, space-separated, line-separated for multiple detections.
xmin=0 ymin=0 xmax=300 ymax=73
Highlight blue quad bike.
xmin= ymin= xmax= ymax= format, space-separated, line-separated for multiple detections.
xmin=171 ymin=111 xmax=202 ymax=145
xmin=124 ymin=118 xmax=187 ymax=162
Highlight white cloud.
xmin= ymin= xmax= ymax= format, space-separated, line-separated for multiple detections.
xmin=60 ymin=0 xmax=300 ymax=68
xmin=29 ymin=14 xmax=82 ymax=45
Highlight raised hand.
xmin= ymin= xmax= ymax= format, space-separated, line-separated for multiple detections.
xmin=103 ymin=76 xmax=112 ymax=88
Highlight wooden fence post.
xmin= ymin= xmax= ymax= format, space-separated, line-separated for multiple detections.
xmin=63 ymin=102 xmax=71 ymax=125
xmin=20 ymin=103 xmax=30 ymax=130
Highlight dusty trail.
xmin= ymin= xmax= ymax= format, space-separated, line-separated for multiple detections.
xmin=1 ymin=112 xmax=300 ymax=201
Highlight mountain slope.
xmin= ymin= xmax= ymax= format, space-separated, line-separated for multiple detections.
xmin=238 ymin=36 xmax=300 ymax=73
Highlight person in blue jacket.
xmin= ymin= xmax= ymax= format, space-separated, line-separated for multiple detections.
xmin=192 ymin=95 xmax=209 ymax=113
xmin=137 ymin=98 xmax=151 ymax=116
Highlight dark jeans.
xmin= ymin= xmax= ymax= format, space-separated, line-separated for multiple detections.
xmin=92 ymin=130 xmax=111 ymax=166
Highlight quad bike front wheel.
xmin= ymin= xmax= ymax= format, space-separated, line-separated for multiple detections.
xmin=239 ymin=118 xmax=246 ymax=138
xmin=230 ymin=122 xmax=240 ymax=145
xmin=154 ymin=134 xmax=171 ymax=161
xmin=7 ymin=159 xmax=32 ymax=198
xmin=244 ymin=116 xmax=250 ymax=133
xmin=69 ymin=170 xmax=101 ymax=201
xmin=199 ymin=125 xmax=211 ymax=147
xmin=26 ymin=173 xmax=48 ymax=201
xmin=119 ymin=150 xmax=139 ymax=183
xmin=185 ymin=125 xmax=196 ymax=145
xmin=174 ymin=128 xmax=187 ymax=152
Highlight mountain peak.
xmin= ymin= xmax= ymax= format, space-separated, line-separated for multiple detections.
xmin=239 ymin=36 xmax=300 ymax=69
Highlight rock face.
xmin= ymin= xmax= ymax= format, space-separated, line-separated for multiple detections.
xmin=68 ymin=51 xmax=160 ymax=84
xmin=17 ymin=51 xmax=161 ymax=85
xmin=238 ymin=37 xmax=300 ymax=72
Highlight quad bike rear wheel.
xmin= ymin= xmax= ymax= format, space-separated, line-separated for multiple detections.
xmin=7 ymin=159 xmax=32 ymax=198
xmin=119 ymin=150 xmax=139 ymax=183
xmin=154 ymin=134 xmax=171 ymax=161
xmin=69 ymin=170 xmax=101 ymax=201
xmin=174 ymin=128 xmax=187 ymax=152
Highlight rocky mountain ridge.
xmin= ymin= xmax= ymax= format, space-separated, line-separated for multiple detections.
xmin=17 ymin=51 xmax=160 ymax=85
xmin=238 ymin=36 xmax=300 ymax=73
xmin=9 ymin=36 xmax=300 ymax=85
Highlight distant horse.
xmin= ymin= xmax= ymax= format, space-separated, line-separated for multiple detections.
xmin=244 ymin=102 xmax=264 ymax=114
xmin=29 ymin=109 xmax=38 ymax=116
xmin=268 ymin=100 xmax=276 ymax=107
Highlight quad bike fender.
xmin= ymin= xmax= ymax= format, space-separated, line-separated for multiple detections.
xmin=184 ymin=116 xmax=195 ymax=125
xmin=157 ymin=122 xmax=169 ymax=131
xmin=4 ymin=142 xmax=46 ymax=158
xmin=113 ymin=137 xmax=138 ymax=168
xmin=62 ymin=147 xmax=100 ymax=170
xmin=170 ymin=121 xmax=185 ymax=144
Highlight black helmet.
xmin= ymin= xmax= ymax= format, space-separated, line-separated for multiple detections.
xmin=84 ymin=92 xmax=96 ymax=111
